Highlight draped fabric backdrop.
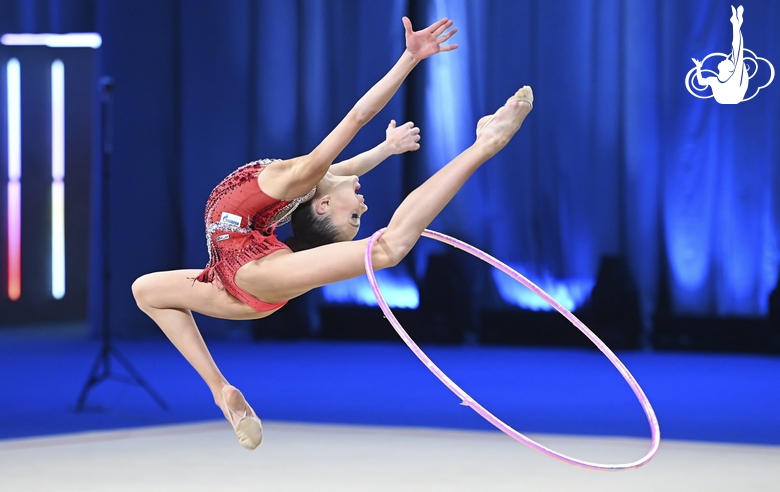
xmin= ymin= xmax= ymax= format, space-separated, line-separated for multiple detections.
xmin=1 ymin=0 xmax=778 ymax=338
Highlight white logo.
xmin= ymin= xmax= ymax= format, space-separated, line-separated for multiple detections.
xmin=685 ymin=5 xmax=774 ymax=104
xmin=216 ymin=234 xmax=230 ymax=242
xmin=219 ymin=211 xmax=242 ymax=227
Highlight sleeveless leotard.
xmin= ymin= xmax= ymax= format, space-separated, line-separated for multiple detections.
xmin=194 ymin=159 xmax=314 ymax=312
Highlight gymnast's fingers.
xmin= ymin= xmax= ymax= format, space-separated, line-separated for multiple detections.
xmin=426 ymin=17 xmax=449 ymax=35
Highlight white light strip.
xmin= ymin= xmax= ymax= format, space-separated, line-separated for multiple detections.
xmin=52 ymin=60 xmax=64 ymax=180
xmin=52 ymin=182 xmax=65 ymax=299
xmin=51 ymin=60 xmax=66 ymax=299
xmin=7 ymin=59 xmax=20 ymax=180
xmin=7 ymin=59 xmax=21 ymax=300
xmin=1 ymin=33 xmax=102 ymax=49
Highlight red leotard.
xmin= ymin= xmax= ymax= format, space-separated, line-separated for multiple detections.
xmin=194 ymin=159 xmax=313 ymax=312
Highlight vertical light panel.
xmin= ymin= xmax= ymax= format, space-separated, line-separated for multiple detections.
xmin=7 ymin=58 xmax=21 ymax=301
xmin=51 ymin=59 xmax=65 ymax=299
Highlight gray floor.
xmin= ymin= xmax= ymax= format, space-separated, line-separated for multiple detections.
xmin=1 ymin=421 xmax=778 ymax=491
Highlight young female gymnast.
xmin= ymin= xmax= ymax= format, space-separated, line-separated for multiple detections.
xmin=132 ymin=16 xmax=533 ymax=450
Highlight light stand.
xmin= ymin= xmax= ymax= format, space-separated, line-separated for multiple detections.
xmin=74 ymin=77 xmax=167 ymax=411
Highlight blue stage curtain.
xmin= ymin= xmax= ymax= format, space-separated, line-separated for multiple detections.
xmin=410 ymin=0 xmax=780 ymax=320
xmin=1 ymin=0 xmax=779 ymax=337
xmin=657 ymin=0 xmax=780 ymax=316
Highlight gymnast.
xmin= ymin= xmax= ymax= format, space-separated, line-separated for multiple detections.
xmin=132 ymin=16 xmax=533 ymax=450
xmin=692 ymin=5 xmax=748 ymax=104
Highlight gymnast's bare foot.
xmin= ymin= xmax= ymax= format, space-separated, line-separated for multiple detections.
xmin=475 ymin=86 xmax=533 ymax=154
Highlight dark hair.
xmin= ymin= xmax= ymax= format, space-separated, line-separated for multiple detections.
xmin=284 ymin=200 xmax=341 ymax=252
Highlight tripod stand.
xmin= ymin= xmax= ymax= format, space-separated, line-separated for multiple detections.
xmin=74 ymin=77 xmax=167 ymax=412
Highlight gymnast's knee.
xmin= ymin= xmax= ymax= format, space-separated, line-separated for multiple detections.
xmin=131 ymin=274 xmax=155 ymax=312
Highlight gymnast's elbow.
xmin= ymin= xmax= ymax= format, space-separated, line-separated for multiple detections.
xmin=351 ymin=106 xmax=377 ymax=127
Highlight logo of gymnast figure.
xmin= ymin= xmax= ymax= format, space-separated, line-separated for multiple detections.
xmin=685 ymin=5 xmax=774 ymax=104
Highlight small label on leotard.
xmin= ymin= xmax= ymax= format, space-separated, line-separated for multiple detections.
xmin=216 ymin=234 xmax=230 ymax=241
xmin=220 ymin=212 xmax=242 ymax=227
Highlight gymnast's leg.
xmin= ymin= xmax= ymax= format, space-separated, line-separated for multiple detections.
xmin=132 ymin=270 xmax=263 ymax=444
xmin=376 ymin=87 xmax=534 ymax=254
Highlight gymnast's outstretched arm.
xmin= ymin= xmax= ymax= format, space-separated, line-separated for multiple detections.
xmin=692 ymin=58 xmax=711 ymax=87
xmin=258 ymin=17 xmax=456 ymax=201
xmin=238 ymin=89 xmax=534 ymax=303
xmin=329 ymin=120 xmax=420 ymax=177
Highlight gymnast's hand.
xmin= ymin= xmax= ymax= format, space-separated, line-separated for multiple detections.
xmin=403 ymin=16 xmax=458 ymax=61
xmin=384 ymin=120 xmax=421 ymax=154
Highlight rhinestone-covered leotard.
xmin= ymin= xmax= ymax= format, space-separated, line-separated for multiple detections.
xmin=194 ymin=159 xmax=315 ymax=312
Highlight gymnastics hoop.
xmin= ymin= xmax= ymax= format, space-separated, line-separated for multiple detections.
xmin=364 ymin=228 xmax=660 ymax=471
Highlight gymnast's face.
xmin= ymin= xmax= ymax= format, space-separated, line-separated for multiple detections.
xmin=315 ymin=173 xmax=368 ymax=241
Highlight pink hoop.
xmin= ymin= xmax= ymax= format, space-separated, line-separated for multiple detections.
xmin=364 ymin=228 xmax=660 ymax=470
